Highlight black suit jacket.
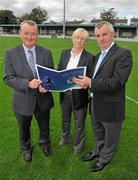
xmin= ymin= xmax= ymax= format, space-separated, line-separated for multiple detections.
xmin=4 ymin=45 xmax=54 ymax=115
xmin=91 ymin=44 xmax=133 ymax=122
xmin=58 ymin=49 xmax=94 ymax=110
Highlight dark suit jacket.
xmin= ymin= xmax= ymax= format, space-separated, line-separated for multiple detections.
xmin=4 ymin=44 xmax=54 ymax=115
xmin=58 ymin=49 xmax=94 ymax=110
xmin=91 ymin=43 xmax=133 ymax=122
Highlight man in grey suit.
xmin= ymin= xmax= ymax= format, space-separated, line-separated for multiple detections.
xmin=3 ymin=20 xmax=54 ymax=162
xmin=74 ymin=21 xmax=132 ymax=172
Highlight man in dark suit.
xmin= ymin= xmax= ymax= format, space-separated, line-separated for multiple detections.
xmin=58 ymin=28 xmax=94 ymax=154
xmin=74 ymin=21 xmax=132 ymax=171
xmin=3 ymin=20 xmax=54 ymax=162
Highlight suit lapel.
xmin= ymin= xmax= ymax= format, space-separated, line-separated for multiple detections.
xmin=77 ymin=50 xmax=87 ymax=67
xmin=17 ymin=45 xmax=34 ymax=78
xmin=35 ymin=45 xmax=42 ymax=65
xmin=64 ymin=50 xmax=71 ymax=69
xmin=94 ymin=44 xmax=118 ymax=76
xmin=92 ymin=53 xmax=100 ymax=75
xmin=63 ymin=49 xmax=87 ymax=69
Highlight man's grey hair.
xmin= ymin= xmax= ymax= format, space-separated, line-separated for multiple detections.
xmin=94 ymin=21 xmax=115 ymax=34
xmin=20 ymin=20 xmax=38 ymax=31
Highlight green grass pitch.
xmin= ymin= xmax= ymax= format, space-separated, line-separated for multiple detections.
xmin=0 ymin=36 xmax=138 ymax=180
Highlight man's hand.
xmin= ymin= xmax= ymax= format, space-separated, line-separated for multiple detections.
xmin=39 ymin=85 xmax=48 ymax=93
xmin=73 ymin=76 xmax=91 ymax=89
xmin=28 ymin=79 xmax=41 ymax=89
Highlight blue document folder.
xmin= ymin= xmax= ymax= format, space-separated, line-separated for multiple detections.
xmin=36 ymin=64 xmax=86 ymax=92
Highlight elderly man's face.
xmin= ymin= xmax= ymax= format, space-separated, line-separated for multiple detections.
xmin=19 ymin=23 xmax=38 ymax=48
xmin=95 ymin=24 xmax=115 ymax=50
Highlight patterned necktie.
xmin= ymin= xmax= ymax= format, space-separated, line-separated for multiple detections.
xmin=27 ymin=49 xmax=36 ymax=76
xmin=93 ymin=51 xmax=106 ymax=78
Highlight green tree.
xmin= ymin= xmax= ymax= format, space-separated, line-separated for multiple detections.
xmin=100 ymin=8 xmax=117 ymax=24
xmin=0 ymin=10 xmax=17 ymax=24
xmin=19 ymin=13 xmax=30 ymax=23
xmin=29 ymin=6 xmax=48 ymax=24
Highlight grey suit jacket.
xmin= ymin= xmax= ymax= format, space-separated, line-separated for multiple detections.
xmin=58 ymin=49 xmax=94 ymax=110
xmin=4 ymin=44 xmax=54 ymax=115
xmin=91 ymin=43 xmax=133 ymax=122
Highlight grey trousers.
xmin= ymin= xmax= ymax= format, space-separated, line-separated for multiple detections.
xmin=90 ymin=98 xmax=122 ymax=164
xmin=60 ymin=91 xmax=87 ymax=152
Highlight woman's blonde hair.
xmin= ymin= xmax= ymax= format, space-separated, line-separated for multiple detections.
xmin=72 ymin=28 xmax=89 ymax=40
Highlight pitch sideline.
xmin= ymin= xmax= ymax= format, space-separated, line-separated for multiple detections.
xmin=126 ymin=96 xmax=138 ymax=104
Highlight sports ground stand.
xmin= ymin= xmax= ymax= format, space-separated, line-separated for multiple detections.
xmin=0 ymin=18 xmax=138 ymax=40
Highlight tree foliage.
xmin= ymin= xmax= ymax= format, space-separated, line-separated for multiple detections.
xmin=0 ymin=6 xmax=48 ymax=24
xmin=100 ymin=8 xmax=117 ymax=24
xmin=19 ymin=13 xmax=30 ymax=23
xmin=29 ymin=6 xmax=48 ymax=24
xmin=0 ymin=10 xmax=17 ymax=24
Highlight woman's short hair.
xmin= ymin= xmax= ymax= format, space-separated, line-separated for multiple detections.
xmin=72 ymin=28 xmax=89 ymax=40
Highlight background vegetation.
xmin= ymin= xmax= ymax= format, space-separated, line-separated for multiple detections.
xmin=0 ymin=37 xmax=138 ymax=180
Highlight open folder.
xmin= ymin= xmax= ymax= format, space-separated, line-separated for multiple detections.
xmin=36 ymin=64 xmax=86 ymax=92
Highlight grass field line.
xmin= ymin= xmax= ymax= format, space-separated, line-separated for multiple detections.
xmin=126 ymin=95 xmax=138 ymax=104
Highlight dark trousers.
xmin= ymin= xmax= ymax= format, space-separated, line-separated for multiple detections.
xmin=15 ymin=103 xmax=50 ymax=153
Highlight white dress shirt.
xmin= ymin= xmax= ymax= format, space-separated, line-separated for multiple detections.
xmin=66 ymin=50 xmax=82 ymax=70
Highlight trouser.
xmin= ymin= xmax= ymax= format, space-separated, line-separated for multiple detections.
xmin=90 ymin=98 xmax=122 ymax=164
xmin=61 ymin=91 xmax=87 ymax=152
xmin=15 ymin=103 xmax=50 ymax=153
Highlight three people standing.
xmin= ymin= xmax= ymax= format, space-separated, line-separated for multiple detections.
xmin=4 ymin=20 xmax=132 ymax=174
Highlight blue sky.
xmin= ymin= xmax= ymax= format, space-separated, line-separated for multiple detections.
xmin=0 ymin=0 xmax=138 ymax=21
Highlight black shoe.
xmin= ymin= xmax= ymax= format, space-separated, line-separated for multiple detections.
xmin=23 ymin=152 xmax=32 ymax=162
xmin=82 ymin=152 xmax=98 ymax=161
xmin=41 ymin=146 xmax=52 ymax=157
xmin=90 ymin=161 xmax=108 ymax=172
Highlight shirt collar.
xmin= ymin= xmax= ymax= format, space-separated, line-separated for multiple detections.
xmin=101 ymin=41 xmax=114 ymax=54
xmin=71 ymin=48 xmax=83 ymax=58
xmin=23 ymin=44 xmax=35 ymax=53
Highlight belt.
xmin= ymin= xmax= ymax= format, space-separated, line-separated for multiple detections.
xmin=65 ymin=90 xmax=72 ymax=95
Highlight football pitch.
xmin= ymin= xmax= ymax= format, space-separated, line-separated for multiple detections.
xmin=0 ymin=36 xmax=138 ymax=180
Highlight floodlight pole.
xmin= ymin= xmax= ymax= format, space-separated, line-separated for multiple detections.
xmin=63 ymin=0 xmax=66 ymax=38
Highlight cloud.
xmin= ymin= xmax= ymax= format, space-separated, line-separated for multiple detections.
xmin=0 ymin=0 xmax=138 ymax=21
xmin=0 ymin=0 xmax=39 ymax=16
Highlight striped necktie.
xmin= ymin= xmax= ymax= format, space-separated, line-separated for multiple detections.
xmin=93 ymin=51 xmax=106 ymax=78
xmin=27 ymin=49 xmax=36 ymax=76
